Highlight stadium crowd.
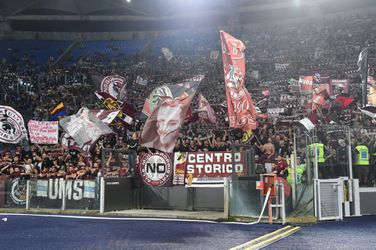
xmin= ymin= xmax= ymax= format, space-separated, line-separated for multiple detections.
xmin=0 ymin=14 xmax=376 ymax=186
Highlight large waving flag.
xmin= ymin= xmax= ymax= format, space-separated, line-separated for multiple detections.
xmin=49 ymin=102 xmax=66 ymax=121
xmin=95 ymin=92 xmax=136 ymax=126
xmin=60 ymin=109 xmax=119 ymax=153
xmin=141 ymin=76 xmax=204 ymax=119
xmin=92 ymin=75 xmax=127 ymax=103
xmin=140 ymin=77 xmax=202 ymax=153
xmin=59 ymin=107 xmax=113 ymax=148
xmin=197 ymin=93 xmax=216 ymax=124
xmin=220 ymin=31 xmax=257 ymax=130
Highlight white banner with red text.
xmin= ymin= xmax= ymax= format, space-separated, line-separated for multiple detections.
xmin=28 ymin=120 xmax=58 ymax=144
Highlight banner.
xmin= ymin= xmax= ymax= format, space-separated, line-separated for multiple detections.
xmin=140 ymin=78 xmax=201 ymax=153
xmin=330 ymin=79 xmax=349 ymax=96
xmin=185 ymin=151 xmax=246 ymax=187
xmin=220 ymin=31 xmax=257 ymax=130
xmin=275 ymin=63 xmax=289 ymax=71
xmin=197 ymin=93 xmax=217 ymax=124
xmin=5 ymin=177 xmax=27 ymax=208
xmin=299 ymin=75 xmax=313 ymax=93
xmin=138 ymin=152 xmax=173 ymax=187
xmin=36 ymin=179 xmax=96 ymax=199
xmin=267 ymin=108 xmax=285 ymax=118
xmin=0 ymin=105 xmax=28 ymax=144
xmin=92 ymin=75 xmax=127 ymax=103
xmin=173 ymin=152 xmax=187 ymax=185
xmin=28 ymin=120 xmax=58 ymax=144
xmin=59 ymin=107 xmax=113 ymax=148
xmin=31 ymin=179 xmax=98 ymax=210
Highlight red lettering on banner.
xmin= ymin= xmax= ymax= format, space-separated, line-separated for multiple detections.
xmin=28 ymin=120 xmax=58 ymax=144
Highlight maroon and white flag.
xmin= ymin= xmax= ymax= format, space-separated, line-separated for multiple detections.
xmin=197 ymin=93 xmax=217 ymax=124
xmin=140 ymin=78 xmax=201 ymax=152
xmin=28 ymin=120 xmax=58 ymax=144
xmin=0 ymin=105 xmax=28 ymax=144
xmin=220 ymin=31 xmax=257 ymax=130
xmin=92 ymin=75 xmax=127 ymax=103
xmin=90 ymin=109 xmax=120 ymax=125
xmin=95 ymin=92 xmax=136 ymax=126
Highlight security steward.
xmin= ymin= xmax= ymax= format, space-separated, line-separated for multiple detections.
xmin=354 ymin=140 xmax=370 ymax=186
xmin=309 ymin=140 xmax=328 ymax=179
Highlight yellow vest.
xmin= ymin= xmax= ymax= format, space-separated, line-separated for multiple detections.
xmin=355 ymin=145 xmax=369 ymax=165
xmin=310 ymin=143 xmax=325 ymax=163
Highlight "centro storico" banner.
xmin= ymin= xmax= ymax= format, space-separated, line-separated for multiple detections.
xmin=184 ymin=151 xmax=246 ymax=187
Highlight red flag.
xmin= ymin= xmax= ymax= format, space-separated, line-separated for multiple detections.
xmin=197 ymin=93 xmax=217 ymax=124
xmin=299 ymin=76 xmax=313 ymax=93
xmin=335 ymin=96 xmax=354 ymax=108
xmin=220 ymin=31 xmax=257 ymax=130
xmin=140 ymin=79 xmax=201 ymax=152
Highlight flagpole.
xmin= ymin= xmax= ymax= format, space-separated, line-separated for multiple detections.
xmin=362 ymin=46 xmax=369 ymax=107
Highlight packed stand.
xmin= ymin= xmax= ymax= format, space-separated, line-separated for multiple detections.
xmin=0 ymin=14 xmax=375 ymax=184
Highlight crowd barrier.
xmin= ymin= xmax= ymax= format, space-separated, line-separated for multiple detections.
xmin=0 ymin=146 xmax=310 ymax=221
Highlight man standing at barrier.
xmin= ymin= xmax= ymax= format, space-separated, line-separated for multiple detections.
xmin=354 ymin=140 xmax=370 ymax=186
xmin=335 ymin=138 xmax=348 ymax=177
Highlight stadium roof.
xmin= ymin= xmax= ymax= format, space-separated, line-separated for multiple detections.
xmin=0 ymin=0 xmax=285 ymax=17
xmin=1 ymin=0 xmax=375 ymax=32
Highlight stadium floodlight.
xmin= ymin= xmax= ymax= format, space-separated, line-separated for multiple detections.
xmin=126 ymin=0 xmax=131 ymax=3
